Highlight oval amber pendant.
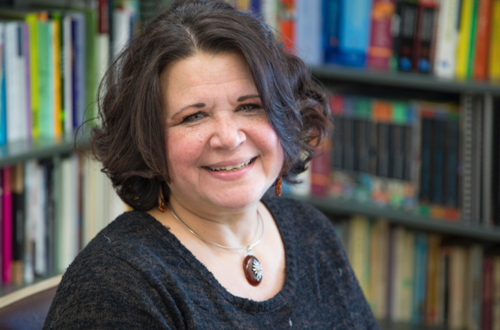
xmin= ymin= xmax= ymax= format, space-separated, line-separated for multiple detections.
xmin=243 ymin=255 xmax=263 ymax=286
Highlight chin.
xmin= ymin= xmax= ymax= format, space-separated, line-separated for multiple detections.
xmin=207 ymin=186 xmax=266 ymax=211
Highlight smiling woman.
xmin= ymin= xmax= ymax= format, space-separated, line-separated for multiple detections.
xmin=43 ymin=0 xmax=379 ymax=329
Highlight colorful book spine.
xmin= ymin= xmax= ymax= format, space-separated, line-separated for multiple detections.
xmin=412 ymin=232 xmax=427 ymax=323
xmin=397 ymin=0 xmax=418 ymax=71
xmin=434 ymin=0 xmax=460 ymax=78
xmin=37 ymin=12 xmax=54 ymax=138
xmin=23 ymin=23 xmax=32 ymax=142
xmin=295 ymin=0 xmax=323 ymax=65
xmin=52 ymin=12 xmax=62 ymax=139
xmin=455 ymin=0 xmax=475 ymax=79
xmin=489 ymin=0 xmax=500 ymax=81
xmin=473 ymin=0 xmax=493 ymax=80
xmin=338 ymin=0 xmax=373 ymax=67
xmin=323 ymin=0 xmax=341 ymax=64
xmin=2 ymin=167 xmax=12 ymax=284
xmin=367 ymin=0 xmax=396 ymax=70
xmin=466 ymin=0 xmax=479 ymax=79
xmin=413 ymin=0 xmax=438 ymax=73
xmin=0 ymin=23 xmax=6 ymax=147
xmin=26 ymin=13 xmax=39 ymax=139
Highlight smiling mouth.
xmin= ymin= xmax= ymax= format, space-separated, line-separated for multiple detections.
xmin=207 ymin=157 xmax=256 ymax=172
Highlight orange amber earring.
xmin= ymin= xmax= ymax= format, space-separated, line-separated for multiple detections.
xmin=275 ymin=176 xmax=282 ymax=197
xmin=158 ymin=188 xmax=166 ymax=212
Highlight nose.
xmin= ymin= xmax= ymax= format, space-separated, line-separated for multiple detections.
xmin=209 ymin=115 xmax=246 ymax=150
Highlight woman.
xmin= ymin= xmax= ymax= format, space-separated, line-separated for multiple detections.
xmin=44 ymin=0 xmax=378 ymax=329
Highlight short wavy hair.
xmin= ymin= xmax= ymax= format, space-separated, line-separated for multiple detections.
xmin=90 ymin=0 xmax=331 ymax=211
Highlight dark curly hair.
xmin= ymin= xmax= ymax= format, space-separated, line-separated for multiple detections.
xmin=90 ymin=0 xmax=331 ymax=211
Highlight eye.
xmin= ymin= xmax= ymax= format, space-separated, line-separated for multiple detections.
xmin=182 ymin=112 xmax=204 ymax=123
xmin=238 ymin=103 xmax=262 ymax=112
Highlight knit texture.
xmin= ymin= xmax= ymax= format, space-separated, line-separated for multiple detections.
xmin=43 ymin=197 xmax=379 ymax=329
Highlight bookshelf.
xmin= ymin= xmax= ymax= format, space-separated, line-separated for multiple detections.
xmin=289 ymin=194 xmax=500 ymax=243
xmin=0 ymin=0 xmax=498 ymax=329
xmin=310 ymin=65 xmax=500 ymax=96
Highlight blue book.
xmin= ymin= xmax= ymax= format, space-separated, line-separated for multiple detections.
xmin=412 ymin=232 xmax=427 ymax=322
xmin=250 ymin=0 xmax=261 ymax=14
xmin=296 ymin=0 xmax=323 ymax=65
xmin=338 ymin=0 xmax=373 ymax=67
xmin=323 ymin=0 xmax=341 ymax=65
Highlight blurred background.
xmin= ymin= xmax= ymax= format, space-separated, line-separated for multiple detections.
xmin=0 ymin=0 xmax=498 ymax=329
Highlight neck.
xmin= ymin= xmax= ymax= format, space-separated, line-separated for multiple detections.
xmin=168 ymin=195 xmax=262 ymax=249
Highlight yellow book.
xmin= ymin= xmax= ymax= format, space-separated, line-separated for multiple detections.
xmin=455 ymin=0 xmax=475 ymax=79
xmin=52 ymin=14 xmax=61 ymax=139
xmin=489 ymin=0 xmax=500 ymax=81
xmin=26 ymin=13 xmax=39 ymax=139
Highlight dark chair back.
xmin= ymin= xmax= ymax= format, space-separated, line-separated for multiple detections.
xmin=0 ymin=276 xmax=60 ymax=330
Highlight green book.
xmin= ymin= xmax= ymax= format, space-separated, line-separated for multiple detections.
xmin=466 ymin=0 xmax=479 ymax=79
xmin=37 ymin=18 xmax=54 ymax=138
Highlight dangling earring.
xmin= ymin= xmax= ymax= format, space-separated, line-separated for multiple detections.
xmin=275 ymin=176 xmax=282 ymax=197
xmin=158 ymin=188 xmax=166 ymax=212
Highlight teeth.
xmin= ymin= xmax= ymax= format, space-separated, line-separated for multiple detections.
xmin=208 ymin=159 xmax=253 ymax=172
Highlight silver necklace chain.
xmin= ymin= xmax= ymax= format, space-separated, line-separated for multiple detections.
xmin=169 ymin=207 xmax=264 ymax=254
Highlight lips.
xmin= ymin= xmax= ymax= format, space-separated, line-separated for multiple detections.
xmin=206 ymin=157 xmax=256 ymax=172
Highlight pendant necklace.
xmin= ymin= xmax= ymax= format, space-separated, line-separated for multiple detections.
xmin=169 ymin=207 xmax=264 ymax=286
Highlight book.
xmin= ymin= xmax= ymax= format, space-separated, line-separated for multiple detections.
xmin=295 ymin=0 xmax=323 ymax=65
xmin=412 ymin=232 xmax=428 ymax=323
xmin=348 ymin=215 xmax=371 ymax=298
xmin=413 ymin=0 xmax=438 ymax=73
xmin=455 ymin=0 xmax=476 ymax=80
xmin=323 ymin=0 xmax=341 ymax=65
xmin=37 ymin=12 xmax=54 ymax=138
xmin=11 ymin=164 xmax=24 ymax=285
xmin=425 ymin=234 xmax=441 ymax=325
xmin=367 ymin=0 xmax=396 ymax=70
xmin=338 ymin=0 xmax=373 ymax=67
xmin=493 ymin=256 xmax=500 ymax=330
xmin=489 ymin=0 xmax=500 ymax=81
xmin=483 ymin=256 xmax=494 ymax=330
xmin=5 ymin=21 xmax=29 ymax=143
xmin=1 ymin=167 xmax=11 ymax=284
xmin=397 ymin=0 xmax=418 ymax=71
xmin=369 ymin=219 xmax=389 ymax=319
xmin=473 ymin=0 xmax=493 ymax=80
xmin=448 ymin=246 xmax=466 ymax=329
xmin=433 ymin=0 xmax=460 ymax=78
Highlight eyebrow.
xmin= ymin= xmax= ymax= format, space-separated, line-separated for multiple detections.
xmin=172 ymin=94 xmax=261 ymax=118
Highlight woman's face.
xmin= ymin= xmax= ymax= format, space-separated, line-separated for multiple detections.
xmin=160 ymin=52 xmax=284 ymax=213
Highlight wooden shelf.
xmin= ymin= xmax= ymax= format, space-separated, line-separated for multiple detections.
xmin=310 ymin=65 xmax=500 ymax=96
xmin=289 ymin=194 xmax=500 ymax=242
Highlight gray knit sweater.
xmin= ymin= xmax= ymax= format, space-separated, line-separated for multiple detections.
xmin=43 ymin=197 xmax=379 ymax=329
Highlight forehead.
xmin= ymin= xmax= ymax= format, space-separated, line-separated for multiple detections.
xmin=160 ymin=52 xmax=258 ymax=112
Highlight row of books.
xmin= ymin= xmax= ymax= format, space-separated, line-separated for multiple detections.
xmin=287 ymin=92 xmax=500 ymax=226
xmin=234 ymin=0 xmax=500 ymax=81
xmin=333 ymin=215 xmax=500 ymax=329
xmin=0 ymin=0 xmax=138 ymax=146
xmin=0 ymin=154 xmax=127 ymax=288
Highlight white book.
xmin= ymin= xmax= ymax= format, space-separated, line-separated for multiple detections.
xmin=433 ymin=0 xmax=460 ymax=78
xmin=63 ymin=15 xmax=73 ymax=134
xmin=113 ymin=8 xmax=131 ymax=58
xmin=295 ymin=0 xmax=323 ymax=65
xmin=5 ymin=22 xmax=28 ymax=143
xmin=262 ymin=0 xmax=278 ymax=32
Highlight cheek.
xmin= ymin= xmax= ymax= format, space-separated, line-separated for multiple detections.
xmin=165 ymin=130 xmax=205 ymax=172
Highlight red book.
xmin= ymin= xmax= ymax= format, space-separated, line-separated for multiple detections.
xmin=2 ymin=167 xmax=12 ymax=284
xmin=279 ymin=0 xmax=296 ymax=54
xmin=98 ymin=0 xmax=110 ymax=34
xmin=483 ymin=256 xmax=494 ymax=330
xmin=474 ymin=0 xmax=493 ymax=80
xmin=367 ymin=0 xmax=396 ymax=70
